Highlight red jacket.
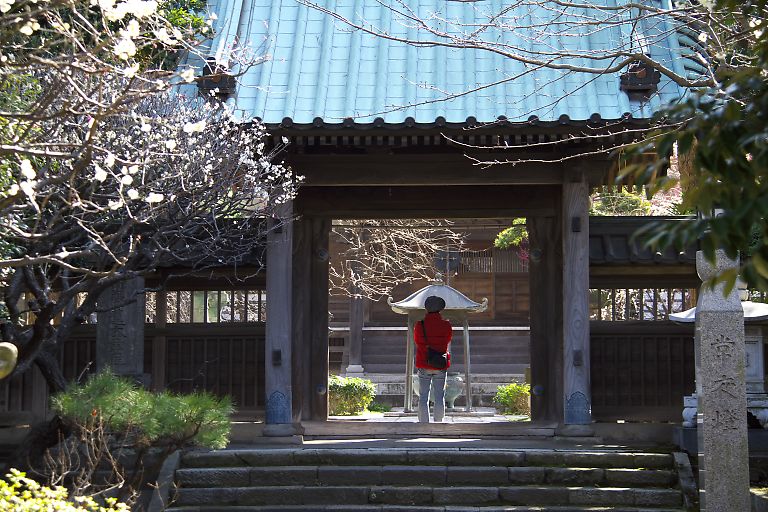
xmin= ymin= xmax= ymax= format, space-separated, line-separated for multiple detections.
xmin=414 ymin=312 xmax=453 ymax=370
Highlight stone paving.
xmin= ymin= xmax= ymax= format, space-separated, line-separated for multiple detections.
xmin=329 ymin=407 xmax=527 ymax=424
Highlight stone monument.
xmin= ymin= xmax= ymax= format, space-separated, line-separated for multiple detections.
xmin=96 ymin=277 xmax=146 ymax=383
xmin=694 ymin=250 xmax=750 ymax=512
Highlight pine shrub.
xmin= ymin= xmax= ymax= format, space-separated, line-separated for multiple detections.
xmin=51 ymin=370 xmax=232 ymax=449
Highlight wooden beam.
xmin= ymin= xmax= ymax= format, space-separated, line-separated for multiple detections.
xmin=288 ymin=153 xmax=587 ymax=186
xmin=296 ymin=185 xmax=558 ymax=219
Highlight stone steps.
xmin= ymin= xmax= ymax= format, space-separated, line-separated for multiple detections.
xmin=168 ymin=507 xmax=681 ymax=512
xmin=176 ymin=466 xmax=676 ymax=488
xmin=169 ymin=448 xmax=685 ymax=511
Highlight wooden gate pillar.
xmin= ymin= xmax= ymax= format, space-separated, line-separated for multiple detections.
xmin=292 ymin=215 xmax=331 ymax=421
xmin=264 ymin=201 xmax=298 ymax=436
xmin=528 ymin=215 xmax=564 ymax=422
xmin=562 ymin=178 xmax=592 ymax=426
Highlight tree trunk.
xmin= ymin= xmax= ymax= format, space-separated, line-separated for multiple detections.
xmin=35 ymin=350 xmax=69 ymax=394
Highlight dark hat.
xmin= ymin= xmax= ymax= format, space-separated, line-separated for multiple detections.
xmin=424 ymin=295 xmax=446 ymax=313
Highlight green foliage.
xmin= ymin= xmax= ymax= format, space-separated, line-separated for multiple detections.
xmin=51 ymin=370 xmax=232 ymax=449
xmin=624 ymin=0 xmax=768 ymax=292
xmin=328 ymin=375 xmax=376 ymax=415
xmin=0 ymin=469 xmax=129 ymax=511
xmin=590 ymin=188 xmax=652 ymax=216
xmin=493 ymin=382 xmax=531 ymax=415
xmin=367 ymin=401 xmax=391 ymax=413
xmin=494 ymin=218 xmax=527 ymax=249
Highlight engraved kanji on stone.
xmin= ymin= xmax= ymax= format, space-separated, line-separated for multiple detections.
xmin=711 ymin=374 xmax=739 ymax=398
xmin=713 ymin=334 xmax=735 ymax=360
xmin=711 ymin=407 xmax=741 ymax=431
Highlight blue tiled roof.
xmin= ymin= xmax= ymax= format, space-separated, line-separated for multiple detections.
xmin=202 ymin=0 xmax=689 ymax=127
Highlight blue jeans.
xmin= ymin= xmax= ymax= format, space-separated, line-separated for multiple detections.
xmin=417 ymin=368 xmax=446 ymax=423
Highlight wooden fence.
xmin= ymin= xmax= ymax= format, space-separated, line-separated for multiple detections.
xmin=1 ymin=330 xmax=265 ymax=422
xmin=590 ymin=321 xmax=695 ymax=422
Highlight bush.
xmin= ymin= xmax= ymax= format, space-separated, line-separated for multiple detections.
xmin=328 ymin=375 xmax=376 ymax=415
xmin=0 ymin=469 xmax=128 ymax=511
xmin=367 ymin=402 xmax=391 ymax=413
xmin=51 ymin=370 xmax=232 ymax=449
xmin=493 ymin=382 xmax=531 ymax=415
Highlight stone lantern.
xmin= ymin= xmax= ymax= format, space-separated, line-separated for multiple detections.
xmin=671 ymin=287 xmax=768 ymax=429
xmin=388 ymin=275 xmax=487 ymax=412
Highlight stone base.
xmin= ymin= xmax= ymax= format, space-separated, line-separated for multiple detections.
xmin=674 ymin=426 xmax=768 ymax=454
xmin=555 ymin=424 xmax=595 ymax=437
xmin=683 ymin=393 xmax=768 ymax=428
xmin=344 ymin=365 xmax=365 ymax=377
xmin=263 ymin=423 xmax=303 ymax=437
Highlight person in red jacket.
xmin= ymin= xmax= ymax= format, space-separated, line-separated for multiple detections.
xmin=414 ymin=295 xmax=452 ymax=423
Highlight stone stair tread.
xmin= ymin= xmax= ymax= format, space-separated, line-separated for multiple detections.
xmin=181 ymin=449 xmax=674 ymax=470
xmin=173 ymin=485 xmax=682 ymax=508
xmin=176 ymin=465 xmax=675 ymax=488
xmin=168 ymin=507 xmax=683 ymax=512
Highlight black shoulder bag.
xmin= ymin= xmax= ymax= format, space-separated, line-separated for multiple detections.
xmin=420 ymin=320 xmax=448 ymax=369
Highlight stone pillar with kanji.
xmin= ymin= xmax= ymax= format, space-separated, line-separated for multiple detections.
xmin=695 ymin=250 xmax=749 ymax=511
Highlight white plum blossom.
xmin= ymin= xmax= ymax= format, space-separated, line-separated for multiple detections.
xmin=19 ymin=180 xmax=36 ymax=198
xmin=122 ymin=19 xmax=140 ymax=38
xmin=102 ymin=0 xmax=157 ymax=20
xmin=94 ymin=166 xmax=108 ymax=182
xmin=182 ymin=120 xmax=206 ymax=133
xmin=164 ymin=140 xmax=177 ymax=150
xmin=122 ymin=63 xmax=140 ymax=77
xmin=19 ymin=20 xmax=40 ymax=36
xmin=179 ymin=68 xmax=196 ymax=83
xmin=154 ymin=27 xmax=175 ymax=45
xmin=20 ymin=159 xmax=35 ymax=179
xmin=127 ymin=188 xmax=140 ymax=200
xmin=125 ymin=0 xmax=157 ymax=18
xmin=0 ymin=0 xmax=14 ymax=13
xmin=114 ymin=37 xmax=137 ymax=60
xmin=145 ymin=192 xmax=164 ymax=203
xmin=120 ymin=175 xmax=133 ymax=185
